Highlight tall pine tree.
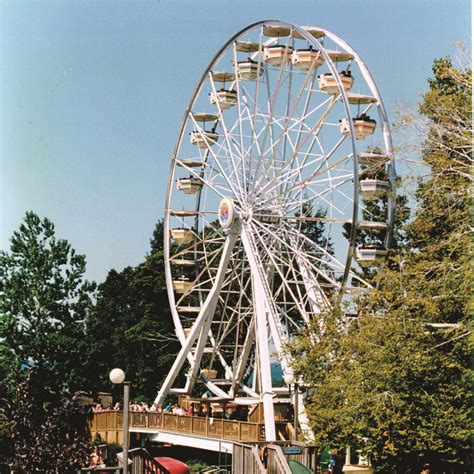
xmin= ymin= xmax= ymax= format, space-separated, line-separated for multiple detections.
xmin=83 ymin=220 xmax=179 ymax=401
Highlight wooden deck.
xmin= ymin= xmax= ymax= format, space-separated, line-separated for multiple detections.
xmin=91 ymin=411 xmax=269 ymax=445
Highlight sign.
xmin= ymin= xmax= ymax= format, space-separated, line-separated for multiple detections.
xmin=218 ymin=198 xmax=235 ymax=229
xmin=284 ymin=447 xmax=302 ymax=455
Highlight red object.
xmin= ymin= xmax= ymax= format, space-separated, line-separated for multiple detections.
xmin=154 ymin=457 xmax=190 ymax=474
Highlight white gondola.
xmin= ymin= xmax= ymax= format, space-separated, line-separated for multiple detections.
xmin=346 ymin=287 xmax=371 ymax=296
xmin=170 ymin=258 xmax=196 ymax=267
xmin=263 ymin=44 xmax=293 ymax=66
xmin=176 ymin=177 xmax=203 ymax=195
xmin=263 ymin=25 xmax=291 ymax=37
xmin=191 ymin=112 xmax=219 ymax=122
xmin=292 ymin=26 xmax=325 ymax=39
xmin=359 ymin=179 xmax=390 ymax=201
xmin=170 ymin=228 xmax=197 ymax=244
xmin=357 ymin=152 xmax=390 ymax=166
xmin=190 ymin=130 xmax=218 ymax=148
xmin=237 ymin=59 xmax=264 ymax=80
xmin=209 ymin=89 xmax=238 ymax=109
xmin=264 ymin=24 xmax=325 ymax=39
xmin=318 ymin=71 xmax=353 ymax=94
xmin=177 ymin=306 xmax=201 ymax=314
xmin=340 ymin=114 xmax=377 ymax=140
xmin=347 ymin=93 xmax=377 ymax=105
xmin=325 ymin=50 xmax=354 ymax=62
xmin=235 ymin=41 xmax=260 ymax=53
xmin=355 ymin=247 xmax=388 ymax=267
xmin=211 ymin=71 xmax=235 ymax=82
xmin=169 ymin=210 xmax=197 ymax=217
xmin=357 ymin=221 xmax=389 ymax=231
xmin=173 ymin=277 xmax=193 ymax=294
xmin=177 ymin=159 xmax=206 ymax=168
xmin=201 ymin=369 xmax=218 ymax=379
xmin=291 ymin=48 xmax=323 ymax=70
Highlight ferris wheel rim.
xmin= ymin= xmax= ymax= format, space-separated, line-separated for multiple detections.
xmin=163 ymin=19 xmax=396 ymax=350
xmin=157 ymin=22 xmax=398 ymax=439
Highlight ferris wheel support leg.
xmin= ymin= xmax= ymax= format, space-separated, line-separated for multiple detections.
xmin=231 ymin=319 xmax=255 ymax=397
xmin=253 ymin=275 xmax=277 ymax=442
xmin=241 ymin=224 xmax=277 ymax=441
xmin=154 ymin=229 xmax=238 ymax=406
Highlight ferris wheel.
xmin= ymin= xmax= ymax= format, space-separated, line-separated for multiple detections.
xmin=155 ymin=20 xmax=396 ymax=441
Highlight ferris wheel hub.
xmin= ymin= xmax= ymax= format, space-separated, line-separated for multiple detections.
xmin=218 ymin=197 xmax=236 ymax=229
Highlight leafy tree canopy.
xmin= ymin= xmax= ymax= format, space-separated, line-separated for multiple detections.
xmin=0 ymin=211 xmax=95 ymax=393
xmin=7 ymin=369 xmax=92 ymax=471
xmin=83 ymin=219 xmax=179 ymax=401
xmin=288 ymin=52 xmax=472 ymax=473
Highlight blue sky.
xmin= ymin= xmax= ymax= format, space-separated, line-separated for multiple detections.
xmin=1 ymin=0 xmax=470 ymax=283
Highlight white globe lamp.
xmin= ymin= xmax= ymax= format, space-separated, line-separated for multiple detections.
xmin=109 ymin=368 xmax=125 ymax=384
xmin=284 ymin=371 xmax=295 ymax=386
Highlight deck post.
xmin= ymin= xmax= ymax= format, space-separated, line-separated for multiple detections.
xmin=122 ymin=382 xmax=130 ymax=474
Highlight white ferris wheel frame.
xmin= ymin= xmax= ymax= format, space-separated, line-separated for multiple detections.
xmin=156 ymin=20 xmax=397 ymax=442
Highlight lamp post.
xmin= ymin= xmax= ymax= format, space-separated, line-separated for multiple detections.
xmin=109 ymin=368 xmax=129 ymax=473
xmin=284 ymin=372 xmax=298 ymax=441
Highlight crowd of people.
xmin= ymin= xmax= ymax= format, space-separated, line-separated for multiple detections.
xmin=92 ymin=400 xmax=248 ymax=420
xmin=93 ymin=401 xmax=156 ymax=412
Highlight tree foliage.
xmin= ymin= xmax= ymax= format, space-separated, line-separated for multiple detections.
xmin=7 ymin=370 xmax=92 ymax=471
xmin=83 ymin=220 xmax=179 ymax=401
xmin=288 ymin=52 xmax=472 ymax=472
xmin=0 ymin=211 xmax=95 ymax=393
xmin=0 ymin=212 xmax=96 ymax=468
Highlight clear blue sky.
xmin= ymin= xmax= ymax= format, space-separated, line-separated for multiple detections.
xmin=1 ymin=0 xmax=470 ymax=283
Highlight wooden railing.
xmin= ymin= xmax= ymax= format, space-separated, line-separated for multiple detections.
xmin=275 ymin=441 xmax=318 ymax=472
xmin=91 ymin=411 xmax=265 ymax=444
xmin=128 ymin=448 xmax=171 ymax=474
xmin=80 ymin=448 xmax=170 ymax=474
xmin=266 ymin=445 xmax=293 ymax=474
xmin=232 ymin=442 xmax=266 ymax=474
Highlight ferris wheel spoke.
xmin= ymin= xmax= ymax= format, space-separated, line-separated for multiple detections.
xmin=189 ymin=115 xmax=244 ymax=202
xmin=232 ymin=43 xmax=250 ymax=196
xmin=282 ymin=127 xmax=348 ymax=197
xmin=259 ymin=152 xmax=353 ymax=209
xmin=293 ymin=71 xmax=319 ymax=151
xmin=280 ymin=220 xmax=348 ymax=272
xmin=256 ymin=220 xmax=328 ymax=316
xmin=252 ymin=218 xmax=342 ymax=290
xmin=253 ymin=95 xmax=340 ymax=199
xmin=280 ymin=46 xmax=298 ymax=175
xmin=249 ymin=27 xmax=266 ymax=144
xmin=283 ymin=175 xmax=354 ymax=215
xmin=267 ymin=149 xmax=351 ymax=208
xmin=208 ymin=73 xmax=247 ymax=193
xmin=251 ymin=224 xmax=312 ymax=323
xmin=250 ymin=38 xmax=294 ymax=193
xmin=255 ymin=69 xmax=329 ymax=186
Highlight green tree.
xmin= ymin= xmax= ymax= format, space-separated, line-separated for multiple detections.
xmin=0 ymin=211 xmax=95 ymax=393
xmin=7 ymin=369 xmax=92 ymax=471
xmin=83 ymin=220 xmax=179 ymax=401
xmin=288 ymin=53 xmax=472 ymax=472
